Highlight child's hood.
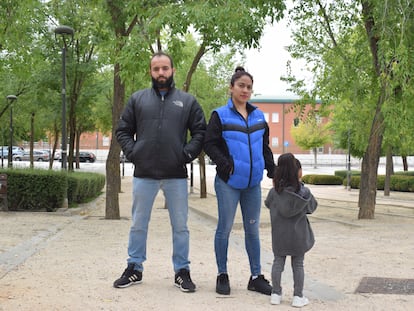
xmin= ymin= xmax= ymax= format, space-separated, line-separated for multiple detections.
xmin=278 ymin=188 xmax=311 ymax=218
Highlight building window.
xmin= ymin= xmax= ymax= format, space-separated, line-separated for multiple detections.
xmin=272 ymin=112 xmax=279 ymax=123
xmin=264 ymin=112 xmax=269 ymax=123
xmin=315 ymin=114 xmax=322 ymax=124
xmin=103 ymin=136 xmax=110 ymax=146
xmin=293 ymin=117 xmax=300 ymax=127
xmin=272 ymin=137 xmax=279 ymax=147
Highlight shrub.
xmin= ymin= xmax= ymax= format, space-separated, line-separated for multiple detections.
xmin=394 ymin=171 xmax=414 ymax=176
xmin=334 ymin=170 xmax=361 ymax=179
xmin=0 ymin=168 xmax=105 ymax=211
xmin=347 ymin=174 xmax=414 ymax=192
xmin=377 ymin=175 xmax=385 ymax=190
xmin=67 ymin=171 xmax=105 ymax=204
xmin=0 ymin=168 xmax=66 ymax=212
xmin=390 ymin=175 xmax=414 ymax=192
xmin=302 ymin=174 xmax=343 ymax=185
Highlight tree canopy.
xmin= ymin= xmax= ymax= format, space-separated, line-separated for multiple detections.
xmin=283 ymin=0 xmax=414 ymax=218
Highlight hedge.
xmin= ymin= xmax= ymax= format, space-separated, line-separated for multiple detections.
xmin=0 ymin=168 xmax=105 ymax=211
xmin=334 ymin=170 xmax=361 ymax=179
xmin=347 ymin=175 xmax=414 ymax=192
xmin=301 ymin=174 xmax=343 ymax=185
xmin=67 ymin=171 xmax=106 ymax=204
xmin=394 ymin=171 xmax=414 ymax=176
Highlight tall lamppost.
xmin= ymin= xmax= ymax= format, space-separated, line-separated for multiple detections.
xmin=54 ymin=25 xmax=74 ymax=170
xmin=6 ymin=95 xmax=17 ymax=168
xmin=346 ymin=129 xmax=351 ymax=190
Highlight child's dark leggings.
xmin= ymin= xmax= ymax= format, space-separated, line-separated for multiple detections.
xmin=271 ymin=254 xmax=305 ymax=297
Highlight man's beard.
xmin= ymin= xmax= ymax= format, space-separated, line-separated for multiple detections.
xmin=152 ymin=75 xmax=174 ymax=89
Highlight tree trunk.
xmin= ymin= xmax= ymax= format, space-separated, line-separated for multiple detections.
xmin=358 ymin=89 xmax=385 ymax=219
xmin=199 ymin=152 xmax=207 ymax=198
xmin=105 ymin=62 xmax=123 ymax=220
xmin=75 ymin=130 xmax=81 ymax=169
xmin=384 ymin=147 xmax=393 ymax=196
xmin=402 ymin=155 xmax=408 ymax=171
xmin=30 ymin=112 xmax=35 ymax=169
xmin=182 ymin=44 xmax=208 ymax=198
xmin=313 ymin=147 xmax=317 ymax=169
xmin=50 ymin=124 xmax=59 ymax=169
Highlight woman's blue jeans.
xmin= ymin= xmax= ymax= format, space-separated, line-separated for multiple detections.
xmin=127 ymin=177 xmax=190 ymax=273
xmin=214 ymin=176 xmax=262 ymax=276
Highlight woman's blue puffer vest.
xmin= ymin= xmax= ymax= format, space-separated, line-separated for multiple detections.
xmin=215 ymin=99 xmax=266 ymax=189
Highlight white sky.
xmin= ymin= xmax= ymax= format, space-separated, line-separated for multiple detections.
xmin=244 ymin=19 xmax=312 ymax=98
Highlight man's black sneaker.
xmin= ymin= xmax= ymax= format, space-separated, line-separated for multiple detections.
xmin=113 ymin=264 xmax=142 ymax=288
xmin=174 ymin=269 xmax=196 ymax=292
xmin=216 ymin=273 xmax=231 ymax=295
xmin=247 ymin=274 xmax=272 ymax=295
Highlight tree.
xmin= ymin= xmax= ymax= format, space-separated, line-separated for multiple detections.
xmin=46 ymin=0 xmax=109 ymax=171
xmin=0 ymin=1 xmax=54 ymax=162
xmin=285 ymin=0 xmax=414 ymax=219
xmin=103 ymin=0 xmax=286 ymax=218
xmin=291 ymin=114 xmax=331 ymax=168
xmin=1 ymin=1 xmax=287 ymax=218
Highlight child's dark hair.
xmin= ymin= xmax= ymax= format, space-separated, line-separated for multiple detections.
xmin=295 ymin=158 xmax=301 ymax=169
xmin=230 ymin=66 xmax=253 ymax=86
xmin=273 ymin=153 xmax=301 ymax=193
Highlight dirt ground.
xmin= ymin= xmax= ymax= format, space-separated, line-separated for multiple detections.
xmin=0 ymin=177 xmax=413 ymax=310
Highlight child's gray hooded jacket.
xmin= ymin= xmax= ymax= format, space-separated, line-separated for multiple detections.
xmin=265 ymin=185 xmax=318 ymax=256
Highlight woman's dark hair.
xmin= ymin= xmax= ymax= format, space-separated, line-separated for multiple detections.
xmin=230 ymin=66 xmax=253 ymax=86
xmin=273 ymin=153 xmax=300 ymax=193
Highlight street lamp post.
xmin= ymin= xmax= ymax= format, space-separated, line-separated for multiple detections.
xmin=6 ymin=95 xmax=17 ymax=168
xmin=1 ymin=129 xmax=4 ymax=168
xmin=54 ymin=25 xmax=74 ymax=170
xmin=346 ymin=129 xmax=351 ymax=190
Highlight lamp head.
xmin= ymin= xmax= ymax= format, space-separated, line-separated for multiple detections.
xmin=54 ymin=26 xmax=74 ymax=36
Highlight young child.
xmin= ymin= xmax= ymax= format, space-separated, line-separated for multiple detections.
xmin=265 ymin=153 xmax=317 ymax=307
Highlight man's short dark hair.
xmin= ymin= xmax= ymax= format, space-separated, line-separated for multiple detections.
xmin=150 ymin=51 xmax=174 ymax=68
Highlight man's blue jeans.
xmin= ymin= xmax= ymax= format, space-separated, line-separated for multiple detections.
xmin=214 ymin=176 xmax=262 ymax=276
xmin=127 ymin=177 xmax=190 ymax=273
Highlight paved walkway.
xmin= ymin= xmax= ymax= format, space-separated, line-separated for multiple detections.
xmin=0 ymin=173 xmax=413 ymax=310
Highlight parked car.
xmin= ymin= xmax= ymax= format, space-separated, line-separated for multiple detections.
xmin=0 ymin=146 xmax=24 ymax=159
xmin=59 ymin=151 xmax=96 ymax=163
xmin=13 ymin=150 xmax=50 ymax=162
xmin=77 ymin=151 xmax=96 ymax=163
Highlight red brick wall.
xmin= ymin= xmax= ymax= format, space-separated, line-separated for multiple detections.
xmin=78 ymin=132 xmax=111 ymax=150
xmin=251 ymin=98 xmax=337 ymax=155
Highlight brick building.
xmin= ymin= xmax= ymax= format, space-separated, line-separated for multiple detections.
xmin=78 ymin=131 xmax=111 ymax=150
xmin=58 ymin=96 xmax=339 ymax=158
xmin=250 ymin=96 xmax=338 ymax=155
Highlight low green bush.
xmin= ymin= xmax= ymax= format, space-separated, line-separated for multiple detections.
xmin=394 ymin=171 xmax=414 ymax=176
xmin=347 ymin=175 xmax=414 ymax=192
xmin=389 ymin=175 xmax=414 ymax=192
xmin=302 ymin=174 xmax=343 ymax=185
xmin=377 ymin=176 xmax=385 ymax=190
xmin=67 ymin=171 xmax=105 ymax=204
xmin=0 ymin=168 xmax=105 ymax=211
xmin=334 ymin=170 xmax=361 ymax=179
xmin=0 ymin=168 xmax=66 ymax=211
